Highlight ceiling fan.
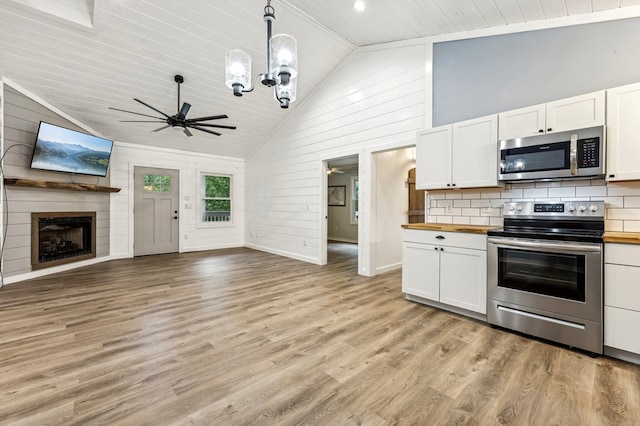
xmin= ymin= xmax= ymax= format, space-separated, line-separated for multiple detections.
xmin=327 ymin=167 xmax=344 ymax=174
xmin=109 ymin=75 xmax=236 ymax=137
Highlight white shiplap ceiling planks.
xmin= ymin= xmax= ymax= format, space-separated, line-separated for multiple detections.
xmin=1 ymin=0 xmax=640 ymax=158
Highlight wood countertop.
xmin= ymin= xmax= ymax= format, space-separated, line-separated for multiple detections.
xmin=604 ymin=232 xmax=640 ymax=245
xmin=401 ymin=223 xmax=498 ymax=234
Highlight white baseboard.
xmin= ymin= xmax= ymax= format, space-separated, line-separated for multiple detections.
xmin=375 ymin=262 xmax=402 ymax=275
xmin=328 ymin=237 xmax=358 ymax=244
xmin=181 ymin=242 xmax=244 ymax=253
xmin=2 ymin=255 xmax=114 ymax=285
xmin=244 ymin=243 xmax=321 ymax=265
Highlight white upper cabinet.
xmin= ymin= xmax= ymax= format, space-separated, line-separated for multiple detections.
xmin=606 ymin=82 xmax=640 ymax=182
xmin=416 ymin=114 xmax=498 ymax=190
xmin=498 ymin=91 xmax=605 ymax=140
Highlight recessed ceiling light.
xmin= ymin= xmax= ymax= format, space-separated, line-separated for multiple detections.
xmin=354 ymin=1 xmax=366 ymax=12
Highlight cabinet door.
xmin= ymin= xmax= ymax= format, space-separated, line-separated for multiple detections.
xmin=498 ymin=104 xmax=545 ymax=140
xmin=606 ymin=83 xmax=640 ymax=181
xmin=451 ymin=114 xmax=498 ymax=189
xmin=546 ymin=91 xmax=605 ymax=134
xmin=439 ymin=246 xmax=486 ymax=314
xmin=416 ymin=126 xmax=452 ymax=190
xmin=402 ymin=242 xmax=440 ymax=301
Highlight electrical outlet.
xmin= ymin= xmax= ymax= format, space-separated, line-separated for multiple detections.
xmin=303 ymin=240 xmax=307 ymax=246
xmin=443 ymin=201 xmax=453 ymax=213
xmin=482 ymin=203 xmax=492 ymax=214
xmin=184 ymin=234 xmax=188 ymax=240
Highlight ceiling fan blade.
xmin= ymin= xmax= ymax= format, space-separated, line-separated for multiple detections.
xmin=109 ymin=107 xmax=164 ymax=120
xmin=185 ymin=114 xmax=228 ymax=122
xmin=189 ymin=123 xmax=237 ymax=130
xmin=179 ymin=102 xmax=191 ymax=119
xmin=152 ymin=125 xmax=171 ymax=132
xmin=134 ymin=98 xmax=171 ymax=118
xmin=119 ymin=120 xmax=165 ymax=123
xmin=189 ymin=125 xmax=222 ymax=136
xmin=183 ymin=128 xmax=193 ymax=137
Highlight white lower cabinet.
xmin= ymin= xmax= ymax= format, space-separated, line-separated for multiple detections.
xmin=402 ymin=229 xmax=487 ymax=316
xmin=604 ymin=243 xmax=640 ymax=357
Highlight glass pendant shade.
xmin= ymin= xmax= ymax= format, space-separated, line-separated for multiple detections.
xmin=225 ymin=50 xmax=252 ymax=95
xmin=275 ymin=76 xmax=297 ymax=108
xmin=270 ymin=34 xmax=298 ymax=85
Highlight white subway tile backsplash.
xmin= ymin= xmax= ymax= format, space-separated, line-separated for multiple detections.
xmin=452 ymin=216 xmax=470 ymax=225
xmin=606 ymin=220 xmax=624 ymax=232
xmin=445 ymin=192 xmax=462 ymax=200
xmin=481 ymin=191 xmax=502 ymax=199
xmin=608 ymin=208 xmax=640 ymax=220
xmin=524 ymin=188 xmax=548 ymax=198
xmin=624 ymin=197 xmax=640 ymax=208
xmin=425 ymin=180 xmax=640 ymax=231
xmin=576 ymin=185 xmax=607 ymax=197
xmin=602 ymin=197 xmax=624 ymax=208
xmin=437 ymin=216 xmax=453 ymax=224
xmin=462 ymin=208 xmax=480 ymax=216
xmin=470 ymin=216 xmax=490 ymax=226
xmin=462 ymin=191 xmax=481 ymax=199
xmin=501 ymin=189 xmax=523 ymax=198
xmin=548 ymin=187 xmax=576 ymax=198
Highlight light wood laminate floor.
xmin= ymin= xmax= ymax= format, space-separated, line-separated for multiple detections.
xmin=1 ymin=242 xmax=639 ymax=425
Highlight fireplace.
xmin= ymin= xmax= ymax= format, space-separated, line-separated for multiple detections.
xmin=31 ymin=212 xmax=96 ymax=270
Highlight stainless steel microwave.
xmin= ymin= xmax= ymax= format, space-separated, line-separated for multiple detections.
xmin=498 ymin=126 xmax=605 ymax=182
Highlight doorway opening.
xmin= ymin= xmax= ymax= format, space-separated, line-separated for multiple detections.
xmin=326 ymin=155 xmax=359 ymax=266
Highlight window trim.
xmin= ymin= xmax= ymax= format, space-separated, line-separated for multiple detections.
xmin=197 ymin=171 xmax=234 ymax=228
xmin=350 ymin=174 xmax=359 ymax=225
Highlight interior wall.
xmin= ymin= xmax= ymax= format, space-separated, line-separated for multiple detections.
xmin=2 ymin=85 xmax=111 ymax=278
xmin=245 ymin=43 xmax=426 ymax=268
xmin=109 ymin=142 xmax=245 ymax=258
xmin=374 ymin=148 xmax=415 ymax=274
xmin=327 ymin=171 xmax=358 ymax=243
xmin=433 ymin=16 xmax=640 ymax=126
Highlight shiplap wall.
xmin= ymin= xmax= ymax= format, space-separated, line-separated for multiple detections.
xmin=109 ymin=143 xmax=245 ymax=257
xmin=2 ymin=85 xmax=110 ymax=277
xmin=245 ymin=44 xmax=426 ymax=268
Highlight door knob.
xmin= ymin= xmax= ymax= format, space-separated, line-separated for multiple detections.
xmin=173 ymin=216 xmax=179 ymax=219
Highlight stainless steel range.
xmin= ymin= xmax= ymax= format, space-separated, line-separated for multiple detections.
xmin=487 ymin=200 xmax=604 ymax=354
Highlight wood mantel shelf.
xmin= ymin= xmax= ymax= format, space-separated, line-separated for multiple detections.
xmin=3 ymin=178 xmax=121 ymax=193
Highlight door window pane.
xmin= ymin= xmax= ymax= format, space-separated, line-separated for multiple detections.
xmin=144 ymin=174 xmax=171 ymax=192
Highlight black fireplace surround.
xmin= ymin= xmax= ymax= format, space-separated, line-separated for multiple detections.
xmin=31 ymin=212 xmax=96 ymax=270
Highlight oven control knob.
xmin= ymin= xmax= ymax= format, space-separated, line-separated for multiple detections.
xmin=589 ymin=204 xmax=599 ymax=212
xmin=579 ymin=205 xmax=587 ymax=212
xmin=568 ymin=205 xmax=576 ymax=212
xmin=516 ymin=205 xmax=523 ymax=212
xmin=509 ymin=205 xmax=515 ymax=211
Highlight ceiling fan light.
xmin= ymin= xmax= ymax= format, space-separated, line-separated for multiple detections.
xmin=270 ymin=34 xmax=298 ymax=83
xmin=225 ymin=50 xmax=252 ymax=94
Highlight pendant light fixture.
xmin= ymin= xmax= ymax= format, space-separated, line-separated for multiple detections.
xmin=225 ymin=0 xmax=298 ymax=108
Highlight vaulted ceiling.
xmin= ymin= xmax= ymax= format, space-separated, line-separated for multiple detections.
xmin=1 ymin=0 xmax=639 ymax=159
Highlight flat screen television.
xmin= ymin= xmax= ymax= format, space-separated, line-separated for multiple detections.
xmin=30 ymin=121 xmax=114 ymax=177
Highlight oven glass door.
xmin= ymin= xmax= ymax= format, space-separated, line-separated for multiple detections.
xmin=497 ymin=247 xmax=585 ymax=301
xmin=500 ymin=141 xmax=570 ymax=174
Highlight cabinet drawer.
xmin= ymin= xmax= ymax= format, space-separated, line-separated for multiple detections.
xmin=403 ymin=229 xmax=486 ymax=250
xmin=605 ymin=264 xmax=640 ymax=311
xmin=605 ymin=243 xmax=640 ymax=267
xmin=605 ymin=306 xmax=640 ymax=354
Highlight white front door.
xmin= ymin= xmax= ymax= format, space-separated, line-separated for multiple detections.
xmin=134 ymin=167 xmax=180 ymax=256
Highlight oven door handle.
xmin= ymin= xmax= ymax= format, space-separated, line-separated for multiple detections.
xmin=487 ymin=237 xmax=601 ymax=253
